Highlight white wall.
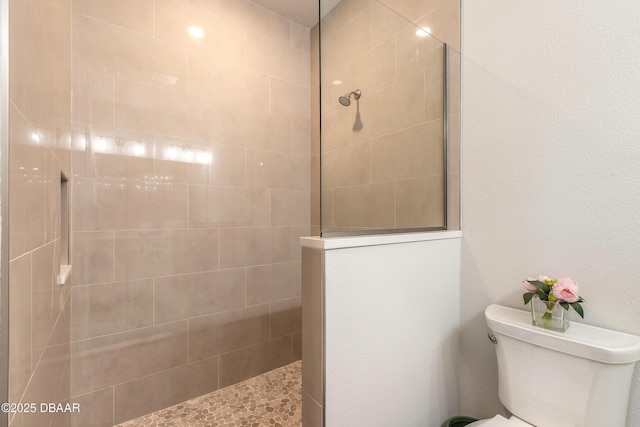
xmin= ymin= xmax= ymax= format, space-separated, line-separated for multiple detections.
xmin=323 ymin=236 xmax=461 ymax=426
xmin=461 ymin=0 xmax=640 ymax=423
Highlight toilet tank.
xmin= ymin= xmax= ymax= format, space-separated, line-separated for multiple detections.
xmin=485 ymin=305 xmax=640 ymax=427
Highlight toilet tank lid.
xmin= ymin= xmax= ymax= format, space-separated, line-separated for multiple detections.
xmin=485 ymin=304 xmax=640 ymax=364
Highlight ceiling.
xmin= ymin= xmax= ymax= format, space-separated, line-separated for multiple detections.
xmin=250 ymin=0 xmax=342 ymax=28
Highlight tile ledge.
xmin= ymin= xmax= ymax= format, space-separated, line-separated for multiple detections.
xmin=300 ymin=230 xmax=462 ymax=250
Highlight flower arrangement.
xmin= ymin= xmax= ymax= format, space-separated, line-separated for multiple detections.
xmin=522 ymin=276 xmax=585 ymax=319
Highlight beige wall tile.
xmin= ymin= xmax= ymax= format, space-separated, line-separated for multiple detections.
xmin=218 ymin=103 xmax=291 ymax=153
xmin=219 ymin=227 xmax=291 ymax=269
xmin=247 ymin=150 xmax=308 ymax=190
xmin=379 ymin=0 xmax=448 ymax=27
xmin=310 ymin=155 xmax=320 ymax=192
xmin=22 ymin=342 xmax=71 ymax=411
xmin=292 ymin=22 xmax=310 ymax=52
xmin=323 ymin=141 xmax=371 ymax=189
xmin=292 ymin=118 xmax=311 ymax=156
xmin=352 ymin=72 xmax=426 ymax=143
xmin=155 ymin=0 xmax=245 ymax=65
xmin=188 ymin=304 xmax=270 ymax=362
xmin=10 ymin=54 xmax=56 ymax=132
xmin=320 ymin=188 xmax=334 ymax=229
xmin=72 ymin=127 xmax=156 ymax=178
xmin=154 ymin=159 xmax=209 ymax=185
xmin=72 ymin=231 xmax=114 ymax=286
xmin=9 ymin=351 xmax=33 ymax=410
xmin=154 ymin=269 xmax=245 ymax=324
xmin=72 ymin=177 xmax=128 ymax=231
xmin=270 ymin=189 xmax=310 ymax=226
xmin=189 ymin=51 xmax=269 ymax=111
xmin=247 ymin=32 xmax=309 ymax=87
xmin=322 ymin=7 xmax=371 ymax=74
xmin=270 ymin=77 xmax=311 ymax=120
xmin=10 ymin=0 xmax=70 ymax=65
xmin=73 ymin=14 xmax=188 ymax=91
xmin=114 ymin=356 xmax=218 ymax=424
xmin=395 ymin=25 xmax=444 ymax=81
xmin=370 ymin=1 xmax=409 ymax=47
xmin=31 ymin=240 xmax=58 ymax=291
xmin=189 ymin=185 xmax=270 ymax=227
xmin=74 ymin=0 xmax=153 ymax=35
xmin=396 ymin=175 xmax=445 ymax=228
xmin=371 ymin=121 xmax=444 ymax=182
xmin=320 ymin=0 xmax=351 ymax=42
xmin=269 ymin=297 xmax=301 ymax=338
xmin=93 ymin=153 xmax=154 ymax=181
xmin=9 ymin=128 xmax=48 ymax=257
xmin=414 ymin=0 xmax=461 ymax=50
xmin=50 ymin=406 xmax=72 ymax=427
xmin=71 ymin=321 xmax=188 ymax=396
xmin=114 ymin=79 xmax=217 ymax=141
xmin=48 ymin=294 xmax=71 ymax=348
xmin=70 ymin=387 xmax=114 ymax=427
xmin=72 ymin=279 xmax=154 ymax=341
xmin=218 ymin=335 xmax=292 ymax=388
xmin=329 ymin=37 xmax=396 ymax=108
xmin=318 ymin=107 xmax=352 ymax=152
xmin=290 ymin=227 xmax=310 ymax=261
xmin=246 ymin=262 xmax=301 ymax=306
xmin=425 ymin=63 xmax=445 ymax=122
xmin=32 ymin=288 xmax=67 ymax=350
xmin=114 ymin=229 xmax=218 ymax=281
xmin=126 ymin=181 xmax=189 ymax=229
xmin=292 ymin=331 xmax=302 ymax=361
xmin=310 ymin=190 xmax=321 ymax=227
xmin=208 ymin=143 xmax=247 ymax=187
xmin=334 ymin=182 xmax=396 ymax=229
xmin=225 ymin=0 xmax=292 ymax=46
xmin=302 ymin=247 xmax=323 ymax=404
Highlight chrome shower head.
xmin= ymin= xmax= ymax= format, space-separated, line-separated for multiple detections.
xmin=338 ymin=89 xmax=361 ymax=106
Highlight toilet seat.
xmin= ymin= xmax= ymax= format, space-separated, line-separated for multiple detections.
xmin=467 ymin=415 xmax=534 ymax=426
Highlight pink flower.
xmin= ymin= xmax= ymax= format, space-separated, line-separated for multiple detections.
xmin=522 ymin=277 xmax=538 ymax=292
xmin=552 ymin=277 xmax=580 ymax=303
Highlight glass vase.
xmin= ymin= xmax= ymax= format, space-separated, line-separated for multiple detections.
xmin=531 ymin=296 xmax=570 ymax=332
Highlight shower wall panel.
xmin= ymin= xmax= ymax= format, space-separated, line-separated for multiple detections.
xmin=70 ymin=0 xmax=310 ymax=424
xmin=319 ymin=0 xmax=448 ymax=233
xmin=7 ymin=0 xmax=73 ymax=426
xmin=311 ymin=0 xmax=459 ymax=233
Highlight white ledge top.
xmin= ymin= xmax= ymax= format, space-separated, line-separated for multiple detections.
xmin=300 ymin=230 xmax=462 ymax=250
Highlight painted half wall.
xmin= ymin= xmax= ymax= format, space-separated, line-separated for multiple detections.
xmin=461 ymin=0 xmax=640 ymax=423
xmin=304 ymin=233 xmax=461 ymax=426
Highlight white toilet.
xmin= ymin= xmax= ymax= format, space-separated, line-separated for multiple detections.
xmin=469 ymin=304 xmax=640 ymax=427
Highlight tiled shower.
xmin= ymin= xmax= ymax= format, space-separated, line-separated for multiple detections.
xmin=2 ymin=0 xmax=459 ymax=425
xmin=7 ymin=0 xmax=310 ymax=425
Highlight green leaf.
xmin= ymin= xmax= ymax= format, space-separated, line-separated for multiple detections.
xmin=559 ymin=302 xmax=570 ymax=310
xmin=535 ymin=289 xmax=549 ymax=301
xmin=571 ymin=302 xmax=584 ymax=318
xmin=523 ymin=292 xmax=535 ymax=305
xmin=528 ymin=280 xmax=550 ymax=294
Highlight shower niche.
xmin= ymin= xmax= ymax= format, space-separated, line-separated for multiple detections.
xmin=313 ymin=0 xmax=461 ymax=236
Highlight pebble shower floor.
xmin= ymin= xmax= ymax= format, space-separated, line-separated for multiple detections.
xmin=116 ymin=361 xmax=302 ymax=427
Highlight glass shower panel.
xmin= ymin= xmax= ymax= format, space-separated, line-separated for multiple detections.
xmin=319 ymin=0 xmax=452 ymax=235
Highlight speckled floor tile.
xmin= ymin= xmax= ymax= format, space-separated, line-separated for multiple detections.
xmin=116 ymin=361 xmax=302 ymax=427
